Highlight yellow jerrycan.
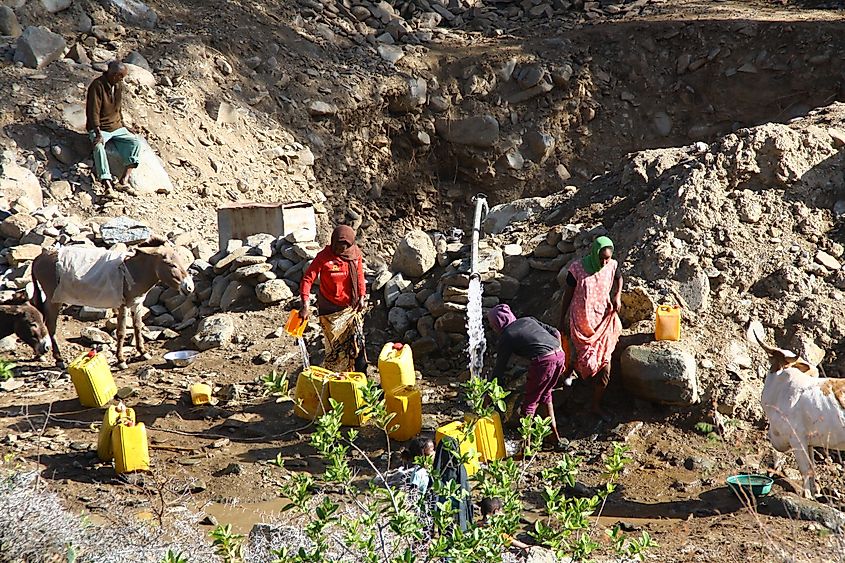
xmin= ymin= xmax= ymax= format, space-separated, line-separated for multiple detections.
xmin=293 ymin=366 xmax=332 ymax=420
xmin=190 ymin=383 xmax=213 ymax=405
xmin=328 ymin=371 xmax=370 ymax=427
xmin=378 ymin=342 xmax=415 ymax=392
xmin=385 ymin=385 xmax=422 ymax=441
xmin=465 ymin=412 xmax=506 ymax=463
xmin=655 ymin=305 xmax=682 ymax=341
xmin=98 ymin=404 xmax=135 ymax=461
xmin=68 ymin=350 xmax=117 ymax=408
xmin=112 ymin=420 xmax=150 ymax=474
xmin=435 ymin=421 xmax=480 ymax=476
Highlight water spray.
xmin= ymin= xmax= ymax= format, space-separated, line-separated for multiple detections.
xmin=466 ymin=194 xmax=489 ymax=381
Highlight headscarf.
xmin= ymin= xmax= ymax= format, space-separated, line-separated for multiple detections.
xmin=329 ymin=225 xmax=363 ymax=299
xmin=487 ymin=303 xmax=517 ymax=334
xmin=582 ymin=236 xmax=614 ymax=275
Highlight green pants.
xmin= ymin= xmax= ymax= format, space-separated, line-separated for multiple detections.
xmin=89 ymin=127 xmax=141 ymax=181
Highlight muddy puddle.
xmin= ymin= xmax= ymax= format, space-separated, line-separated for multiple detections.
xmin=203 ymin=498 xmax=292 ymax=534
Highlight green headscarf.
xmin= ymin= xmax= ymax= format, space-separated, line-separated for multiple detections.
xmin=582 ymin=236 xmax=614 ymax=275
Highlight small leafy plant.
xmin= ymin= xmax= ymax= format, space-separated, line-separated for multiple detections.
xmin=261 ymin=370 xmax=289 ymax=397
xmin=0 ymin=359 xmax=17 ymax=381
xmin=160 ymin=550 xmax=189 ymax=563
xmin=270 ymin=372 xmax=656 ymax=563
xmin=209 ymin=523 xmax=243 ymax=563
xmin=694 ymin=422 xmax=721 ymax=442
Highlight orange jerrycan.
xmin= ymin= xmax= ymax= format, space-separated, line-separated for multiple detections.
xmin=112 ymin=420 xmax=150 ymax=474
xmin=385 ymin=385 xmax=422 ymax=441
xmin=293 ymin=366 xmax=332 ymax=420
xmin=378 ymin=342 xmax=416 ymax=392
xmin=98 ymin=404 xmax=135 ymax=461
xmin=465 ymin=412 xmax=506 ymax=463
xmin=435 ymin=421 xmax=480 ymax=476
xmin=284 ymin=309 xmax=308 ymax=338
xmin=68 ymin=350 xmax=117 ymax=407
xmin=328 ymin=371 xmax=370 ymax=427
xmin=655 ymin=305 xmax=682 ymax=341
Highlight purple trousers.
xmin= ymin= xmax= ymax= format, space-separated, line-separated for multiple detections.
xmin=523 ymin=350 xmax=566 ymax=416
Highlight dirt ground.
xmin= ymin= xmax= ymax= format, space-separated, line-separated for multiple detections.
xmin=3 ymin=0 xmax=845 ymax=560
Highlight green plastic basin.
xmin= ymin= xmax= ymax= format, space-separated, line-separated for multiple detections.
xmin=726 ymin=474 xmax=773 ymax=498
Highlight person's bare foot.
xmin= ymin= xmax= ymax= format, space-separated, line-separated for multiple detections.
xmin=101 ymin=178 xmax=115 ymax=192
xmin=119 ymin=171 xmax=131 ymax=185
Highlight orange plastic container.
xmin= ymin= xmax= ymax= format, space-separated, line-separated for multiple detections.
xmin=98 ymin=405 xmax=135 ymax=461
xmin=378 ymin=342 xmax=415 ymax=391
xmin=68 ymin=350 xmax=117 ymax=408
xmin=285 ymin=309 xmax=308 ymax=338
xmin=435 ymin=421 xmax=480 ymax=476
xmin=293 ymin=366 xmax=332 ymax=420
xmin=465 ymin=412 xmax=506 ymax=463
xmin=655 ymin=305 xmax=682 ymax=341
xmin=112 ymin=421 xmax=150 ymax=474
xmin=385 ymin=385 xmax=422 ymax=441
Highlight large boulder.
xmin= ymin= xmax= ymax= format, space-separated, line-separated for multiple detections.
xmin=100 ymin=216 xmax=152 ymax=245
xmin=107 ymin=0 xmax=158 ymax=28
xmin=123 ymin=63 xmax=155 ymax=88
xmin=106 ymin=136 xmax=174 ymax=195
xmin=40 ymin=0 xmax=72 ymax=13
xmin=435 ymin=115 xmax=499 ymax=148
xmin=62 ymin=104 xmax=87 ymax=133
xmin=0 ymin=213 xmax=38 ymax=239
xmin=391 ymin=230 xmax=436 ymax=278
xmin=484 ymin=196 xmax=554 ymax=234
xmin=192 ymin=314 xmax=235 ymax=350
xmin=0 ymin=6 xmax=22 ymax=37
xmin=13 ymin=26 xmax=66 ymax=69
xmin=620 ymin=341 xmax=700 ymax=406
xmin=0 ymin=150 xmax=43 ymax=212
xmin=255 ymin=279 xmax=293 ymax=304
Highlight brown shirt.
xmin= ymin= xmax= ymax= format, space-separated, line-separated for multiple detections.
xmin=86 ymin=75 xmax=124 ymax=132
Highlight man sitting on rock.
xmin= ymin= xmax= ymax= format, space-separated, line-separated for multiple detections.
xmin=85 ymin=61 xmax=141 ymax=192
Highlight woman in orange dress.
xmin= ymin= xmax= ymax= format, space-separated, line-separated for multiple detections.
xmin=558 ymin=236 xmax=623 ymax=420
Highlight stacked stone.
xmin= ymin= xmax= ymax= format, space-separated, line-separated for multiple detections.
xmin=378 ymin=229 xmax=522 ymax=372
xmin=0 ymin=211 xmax=152 ymax=293
xmin=151 ymin=232 xmax=316 ymax=329
xmin=297 ymin=0 xmax=639 ymax=51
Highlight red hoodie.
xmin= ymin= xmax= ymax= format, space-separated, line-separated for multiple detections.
xmin=300 ymin=247 xmax=365 ymax=308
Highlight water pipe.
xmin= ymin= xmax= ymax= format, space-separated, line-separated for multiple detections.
xmin=470 ymin=194 xmax=489 ymax=279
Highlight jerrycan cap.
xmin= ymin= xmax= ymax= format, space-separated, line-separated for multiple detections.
xmin=392 ymin=342 xmax=404 ymax=350
xmin=86 ymin=349 xmax=96 ymax=358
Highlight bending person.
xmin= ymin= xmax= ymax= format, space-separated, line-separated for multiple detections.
xmin=558 ymin=236 xmax=622 ymax=420
xmin=488 ymin=304 xmax=565 ymax=448
xmin=299 ymin=225 xmax=367 ymax=372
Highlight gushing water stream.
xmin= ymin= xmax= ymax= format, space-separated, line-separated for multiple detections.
xmin=466 ymin=276 xmax=486 ymax=380
xmin=466 ymin=194 xmax=489 ymax=380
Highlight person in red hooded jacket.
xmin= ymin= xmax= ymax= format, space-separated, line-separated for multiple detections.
xmin=300 ymin=225 xmax=367 ymax=372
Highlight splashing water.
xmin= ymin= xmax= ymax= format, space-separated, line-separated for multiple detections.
xmin=466 ymin=276 xmax=486 ymax=379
